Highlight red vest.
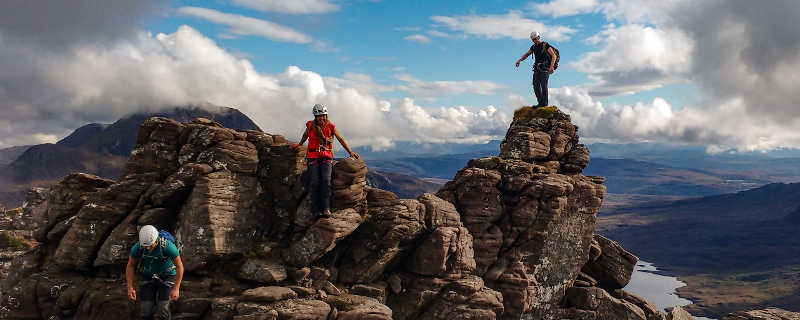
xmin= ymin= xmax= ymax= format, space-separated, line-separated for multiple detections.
xmin=306 ymin=120 xmax=335 ymax=159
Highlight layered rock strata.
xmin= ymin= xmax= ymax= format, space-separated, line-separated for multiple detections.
xmin=0 ymin=108 xmax=677 ymax=320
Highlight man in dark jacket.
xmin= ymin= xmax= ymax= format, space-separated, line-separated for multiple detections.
xmin=516 ymin=31 xmax=558 ymax=107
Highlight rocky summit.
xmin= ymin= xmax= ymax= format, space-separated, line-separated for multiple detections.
xmin=0 ymin=107 xmax=690 ymax=319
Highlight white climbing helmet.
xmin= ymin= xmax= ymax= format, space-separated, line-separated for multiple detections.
xmin=530 ymin=31 xmax=540 ymax=40
xmin=312 ymin=104 xmax=328 ymax=116
xmin=139 ymin=225 xmax=158 ymax=247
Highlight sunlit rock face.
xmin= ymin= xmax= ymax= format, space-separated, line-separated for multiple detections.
xmin=0 ymin=107 xmax=663 ymax=320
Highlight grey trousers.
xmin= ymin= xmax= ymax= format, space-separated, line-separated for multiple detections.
xmin=140 ymin=274 xmax=174 ymax=320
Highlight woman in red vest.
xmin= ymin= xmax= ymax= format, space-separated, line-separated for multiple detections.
xmin=290 ymin=104 xmax=360 ymax=218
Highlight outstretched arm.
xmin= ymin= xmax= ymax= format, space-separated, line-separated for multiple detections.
xmin=290 ymin=124 xmax=311 ymax=150
xmin=169 ymin=256 xmax=184 ymax=301
xmin=126 ymin=257 xmax=138 ymax=300
xmin=332 ymin=127 xmax=360 ymax=159
xmin=516 ymin=49 xmax=533 ymax=67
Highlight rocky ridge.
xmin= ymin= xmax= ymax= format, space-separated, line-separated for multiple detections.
xmin=1 ymin=107 xmax=689 ymax=319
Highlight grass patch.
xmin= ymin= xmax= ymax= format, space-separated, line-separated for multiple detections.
xmin=0 ymin=231 xmax=30 ymax=251
xmin=512 ymin=106 xmax=559 ymax=123
xmin=5 ymin=207 xmax=22 ymax=217
xmin=332 ymin=301 xmax=354 ymax=311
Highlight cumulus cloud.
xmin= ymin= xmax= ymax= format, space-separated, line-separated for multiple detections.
xmin=571 ymin=23 xmax=693 ymax=97
xmin=530 ymin=0 xmax=600 ymax=18
xmin=230 ymin=0 xmax=339 ymax=14
xmin=404 ymin=35 xmax=431 ymax=44
xmin=431 ymin=11 xmax=577 ymax=42
xmin=0 ymin=0 xmax=165 ymax=48
xmin=393 ymin=74 xmax=506 ymax=100
xmin=0 ymin=25 xmax=510 ymax=149
xmin=176 ymin=7 xmax=313 ymax=43
xmin=551 ymin=87 xmax=800 ymax=151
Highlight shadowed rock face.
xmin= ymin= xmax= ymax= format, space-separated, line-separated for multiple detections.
xmin=0 ymin=107 xmax=667 ymax=320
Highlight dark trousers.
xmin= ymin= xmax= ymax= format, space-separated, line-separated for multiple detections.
xmin=307 ymin=158 xmax=332 ymax=213
xmin=532 ymin=68 xmax=550 ymax=107
xmin=140 ymin=274 xmax=174 ymax=320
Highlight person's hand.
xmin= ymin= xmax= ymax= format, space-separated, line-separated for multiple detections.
xmin=515 ymin=61 xmax=521 ymax=67
xmin=169 ymin=287 xmax=180 ymax=301
xmin=349 ymin=152 xmax=360 ymax=159
xmin=290 ymin=142 xmax=301 ymax=150
xmin=548 ymin=66 xmax=554 ymax=74
xmin=127 ymin=286 xmax=136 ymax=300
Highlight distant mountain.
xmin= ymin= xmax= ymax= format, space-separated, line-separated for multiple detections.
xmin=365 ymin=170 xmax=444 ymax=199
xmin=597 ymin=182 xmax=800 ymax=317
xmin=353 ymin=140 xmax=501 ymax=159
xmin=582 ymin=158 xmax=800 ymax=197
xmin=598 ymin=181 xmax=800 ymax=271
xmin=0 ymin=105 xmax=262 ymax=208
xmin=0 ymin=145 xmax=30 ymax=169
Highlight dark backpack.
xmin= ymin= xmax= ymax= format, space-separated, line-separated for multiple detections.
xmin=137 ymin=230 xmax=177 ymax=272
xmin=542 ymin=42 xmax=560 ymax=70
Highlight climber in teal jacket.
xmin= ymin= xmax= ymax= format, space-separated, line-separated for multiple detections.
xmin=126 ymin=225 xmax=184 ymax=320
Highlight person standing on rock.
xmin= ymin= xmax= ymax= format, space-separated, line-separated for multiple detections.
xmin=290 ymin=104 xmax=360 ymax=218
xmin=516 ymin=31 xmax=557 ymax=108
xmin=126 ymin=225 xmax=184 ymax=320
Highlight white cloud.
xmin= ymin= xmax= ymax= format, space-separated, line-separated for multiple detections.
xmin=530 ymin=0 xmax=600 ymax=18
xmin=230 ymin=0 xmax=339 ymax=14
xmin=431 ymin=11 xmax=577 ymax=42
xmin=427 ymin=31 xmax=450 ymax=38
xmin=176 ymin=7 xmax=313 ymax=43
xmin=571 ymin=23 xmax=693 ymax=97
xmin=404 ymin=35 xmax=431 ymax=44
xmin=551 ymin=87 xmax=800 ymax=151
xmin=0 ymin=25 xmax=511 ymax=150
xmin=393 ymin=74 xmax=505 ymax=100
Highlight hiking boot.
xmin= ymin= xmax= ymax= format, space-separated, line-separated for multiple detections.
xmin=322 ymin=209 xmax=331 ymax=218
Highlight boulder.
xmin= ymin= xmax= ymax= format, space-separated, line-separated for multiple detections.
xmin=721 ymin=307 xmax=800 ymax=320
xmin=240 ymin=286 xmax=298 ymax=303
xmin=582 ymin=234 xmax=638 ymax=291
xmin=237 ymin=259 xmax=289 ymax=284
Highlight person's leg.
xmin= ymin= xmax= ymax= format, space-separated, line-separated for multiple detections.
xmin=155 ymin=275 xmax=175 ymax=320
xmin=539 ymin=70 xmax=550 ymax=106
xmin=139 ymin=275 xmax=157 ymax=320
xmin=320 ymin=160 xmax=333 ymax=216
xmin=307 ymin=160 xmax=321 ymax=214
xmin=532 ymin=71 xmax=543 ymax=107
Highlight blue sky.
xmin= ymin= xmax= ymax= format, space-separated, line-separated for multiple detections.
xmin=1 ymin=0 xmax=800 ymax=153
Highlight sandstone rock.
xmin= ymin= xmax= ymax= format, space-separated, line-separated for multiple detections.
xmin=325 ymin=294 xmax=392 ymax=320
xmin=349 ymin=282 xmax=389 ymax=303
xmin=237 ymin=259 xmax=289 ymax=284
xmin=582 ymin=234 xmax=638 ymax=291
xmin=565 ymin=286 xmax=605 ymax=311
xmin=208 ymin=297 xmax=239 ymax=320
xmin=405 ymin=226 xmax=475 ymax=278
xmin=721 ymin=307 xmax=800 ymax=320
xmin=177 ymin=170 xmax=263 ymax=272
xmin=241 ymin=286 xmax=298 ymax=303
xmin=612 ymin=289 xmax=660 ymax=316
xmin=35 ymin=173 xmax=114 ymax=243
xmin=53 ymin=174 xmax=155 ymax=270
xmin=283 ymin=208 xmax=363 ymax=268
xmin=415 ymin=275 xmax=504 ymax=320
xmin=667 ymin=306 xmax=696 ymax=320
xmin=237 ymin=298 xmax=331 ymax=319
xmin=336 ymin=200 xmax=426 ymax=283
xmin=385 ymin=276 xmax=451 ymax=320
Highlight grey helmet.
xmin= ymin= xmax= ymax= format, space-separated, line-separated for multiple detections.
xmin=530 ymin=31 xmax=540 ymax=39
xmin=312 ymin=104 xmax=328 ymax=116
xmin=139 ymin=225 xmax=158 ymax=246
